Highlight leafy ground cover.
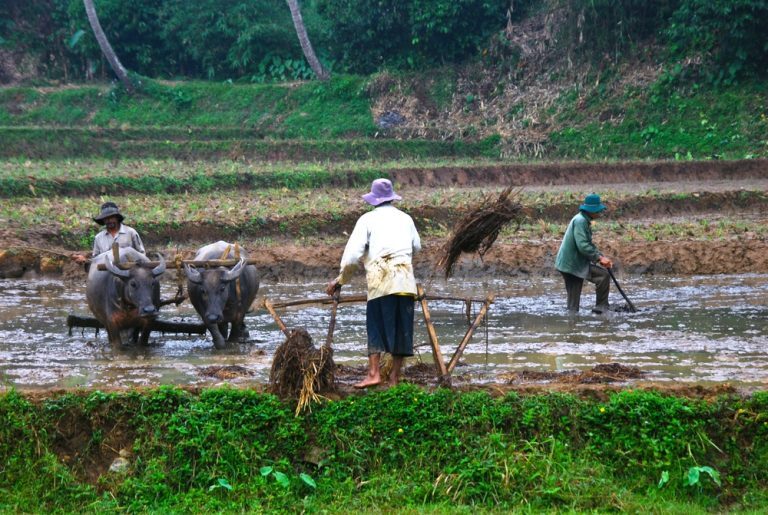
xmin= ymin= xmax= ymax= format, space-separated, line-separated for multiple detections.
xmin=1 ymin=386 xmax=766 ymax=512
xmin=1 ymin=188 xmax=765 ymax=248
xmin=1 ymin=73 xmax=766 ymax=161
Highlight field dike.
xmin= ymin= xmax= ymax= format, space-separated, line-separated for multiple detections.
xmin=2 ymin=385 xmax=767 ymax=512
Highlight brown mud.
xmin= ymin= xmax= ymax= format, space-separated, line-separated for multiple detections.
xmin=2 ymin=236 xmax=767 ymax=281
xmin=2 ymin=161 xmax=766 ymax=402
xmin=389 ymin=158 xmax=768 ymax=187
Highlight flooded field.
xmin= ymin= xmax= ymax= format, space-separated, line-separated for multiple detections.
xmin=1 ymin=273 xmax=766 ymax=390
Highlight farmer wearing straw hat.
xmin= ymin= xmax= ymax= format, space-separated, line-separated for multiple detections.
xmin=326 ymin=178 xmax=421 ymax=388
xmin=555 ymin=193 xmax=613 ymax=313
xmin=72 ymin=202 xmax=145 ymax=264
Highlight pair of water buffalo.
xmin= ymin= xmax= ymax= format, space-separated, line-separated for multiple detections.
xmin=86 ymin=241 xmax=259 ymax=349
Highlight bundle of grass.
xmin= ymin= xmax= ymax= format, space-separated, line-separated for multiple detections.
xmin=437 ymin=186 xmax=523 ymax=277
xmin=269 ymin=328 xmax=335 ymax=415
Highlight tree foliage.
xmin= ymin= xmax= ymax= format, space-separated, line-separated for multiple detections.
xmin=667 ymin=0 xmax=768 ymax=83
xmin=1 ymin=0 xmax=767 ymax=83
xmin=557 ymin=0 xmax=679 ymax=62
xmin=316 ymin=0 xmax=512 ymax=72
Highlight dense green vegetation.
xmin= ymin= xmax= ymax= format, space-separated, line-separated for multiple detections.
xmin=549 ymin=79 xmax=768 ymax=160
xmin=3 ymin=0 xmax=766 ymax=81
xmin=0 ymin=76 xmax=765 ymax=161
xmin=1 ymin=386 xmax=766 ymax=512
xmin=3 ymin=1 xmax=767 ymax=161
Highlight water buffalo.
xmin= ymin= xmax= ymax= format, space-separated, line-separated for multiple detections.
xmin=86 ymin=247 xmax=166 ymax=347
xmin=184 ymin=241 xmax=259 ymax=349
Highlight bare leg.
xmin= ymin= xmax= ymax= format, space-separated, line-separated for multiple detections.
xmin=354 ymin=353 xmax=382 ymax=389
xmin=387 ymin=355 xmax=404 ymax=386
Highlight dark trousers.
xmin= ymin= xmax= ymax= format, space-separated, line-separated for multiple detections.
xmin=366 ymin=294 xmax=415 ymax=357
xmin=560 ymin=265 xmax=610 ymax=312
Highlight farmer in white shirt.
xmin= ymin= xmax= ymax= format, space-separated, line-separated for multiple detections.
xmin=326 ymin=178 xmax=421 ymax=388
xmin=73 ymin=202 xmax=145 ymax=264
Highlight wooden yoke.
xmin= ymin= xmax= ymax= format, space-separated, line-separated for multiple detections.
xmin=97 ymin=257 xmax=259 ymax=271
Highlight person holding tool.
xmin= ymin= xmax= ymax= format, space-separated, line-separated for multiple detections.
xmin=326 ymin=178 xmax=421 ymax=388
xmin=555 ymin=193 xmax=613 ymax=313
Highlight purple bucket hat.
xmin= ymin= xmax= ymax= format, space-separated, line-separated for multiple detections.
xmin=362 ymin=178 xmax=402 ymax=206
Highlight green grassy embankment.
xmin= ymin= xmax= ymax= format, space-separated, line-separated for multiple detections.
xmin=1 ymin=75 xmax=766 ymax=161
xmin=2 ymin=386 xmax=767 ymax=513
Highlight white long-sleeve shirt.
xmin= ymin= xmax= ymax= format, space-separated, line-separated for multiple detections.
xmin=336 ymin=204 xmax=421 ymax=300
xmin=92 ymin=224 xmax=145 ymax=257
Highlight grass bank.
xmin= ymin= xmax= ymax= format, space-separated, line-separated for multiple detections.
xmin=1 ymin=386 xmax=766 ymax=512
xmin=1 ymin=75 xmax=766 ymax=161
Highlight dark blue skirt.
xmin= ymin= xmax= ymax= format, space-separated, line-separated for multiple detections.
xmin=366 ymin=294 xmax=415 ymax=356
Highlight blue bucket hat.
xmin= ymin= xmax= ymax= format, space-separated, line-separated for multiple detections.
xmin=579 ymin=193 xmax=606 ymax=213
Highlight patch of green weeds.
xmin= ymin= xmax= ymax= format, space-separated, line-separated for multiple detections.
xmin=2 ymin=387 xmax=768 ymax=511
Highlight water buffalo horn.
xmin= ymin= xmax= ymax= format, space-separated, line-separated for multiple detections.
xmin=223 ymin=258 xmax=246 ymax=282
xmin=184 ymin=264 xmax=202 ymax=284
xmin=152 ymin=253 xmax=166 ymax=277
xmin=105 ymin=256 xmax=131 ymax=278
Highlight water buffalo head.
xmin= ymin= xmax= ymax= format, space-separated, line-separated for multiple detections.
xmin=105 ymin=253 xmax=166 ymax=317
xmin=185 ymin=258 xmax=245 ymax=324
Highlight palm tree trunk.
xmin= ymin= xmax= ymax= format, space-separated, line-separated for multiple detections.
xmin=285 ymin=0 xmax=330 ymax=81
xmin=83 ymin=0 xmax=133 ymax=92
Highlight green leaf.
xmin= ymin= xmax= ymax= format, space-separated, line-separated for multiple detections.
xmin=658 ymin=470 xmax=670 ymax=489
xmin=259 ymin=466 xmax=273 ymax=477
xmin=699 ymin=466 xmax=722 ymax=486
xmin=208 ymin=477 xmax=233 ymax=491
xmin=68 ymin=29 xmax=85 ymax=49
xmin=273 ymin=471 xmax=290 ymax=488
xmin=299 ymin=472 xmax=317 ymax=488
xmin=686 ymin=467 xmax=700 ymax=486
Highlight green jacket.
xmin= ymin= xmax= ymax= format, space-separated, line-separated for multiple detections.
xmin=555 ymin=212 xmax=602 ymax=279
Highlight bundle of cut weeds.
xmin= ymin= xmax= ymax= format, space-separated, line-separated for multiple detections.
xmin=269 ymin=328 xmax=335 ymax=415
xmin=437 ymin=186 xmax=523 ymax=277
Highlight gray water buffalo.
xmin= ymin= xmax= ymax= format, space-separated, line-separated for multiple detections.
xmin=184 ymin=241 xmax=259 ymax=349
xmin=86 ymin=247 xmax=166 ymax=347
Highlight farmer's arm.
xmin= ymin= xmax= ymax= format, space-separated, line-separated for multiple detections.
xmin=411 ymin=219 xmax=421 ymax=254
xmin=574 ymin=217 xmax=612 ymax=268
xmin=336 ymin=217 xmax=369 ymax=285
xmin=573 ymin=218 xmax=601 ymax=261
xmin=131 ymin=229 xmax=146 ymax=254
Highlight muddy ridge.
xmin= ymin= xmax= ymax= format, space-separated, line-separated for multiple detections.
xmin=390 ymin=159 xmax=768 ymax=187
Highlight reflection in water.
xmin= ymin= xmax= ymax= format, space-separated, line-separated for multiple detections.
xmin=0 ymin=273 xmax=766 ymax=390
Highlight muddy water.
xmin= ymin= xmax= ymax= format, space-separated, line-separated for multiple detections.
xmin=0 ymin=273 xmax=766 ymax=390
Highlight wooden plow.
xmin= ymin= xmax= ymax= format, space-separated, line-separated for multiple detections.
xmin=257 ymin=283 xmax=494 ymax=387
xmin=67 ymin=314 xmax=206 ymax=336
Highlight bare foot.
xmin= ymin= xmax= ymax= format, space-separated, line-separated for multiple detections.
xmin=353 ymin=376 xmax=382 ymax=389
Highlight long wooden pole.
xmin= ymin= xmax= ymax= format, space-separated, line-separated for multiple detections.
xmin=261 ymin=293 xmax=489 ymax=310
xmin=325 ymin=286 xmax=341 ymax=348
xmin=447 ymin=294 xmax=494 ymax=373
xmin=417 ymin=284 xmax=449 ymax=383
xmin=67 ymin=315 xmax=207 ymax=335
xmin=263 ymin=299 xmax=291 ymax=337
